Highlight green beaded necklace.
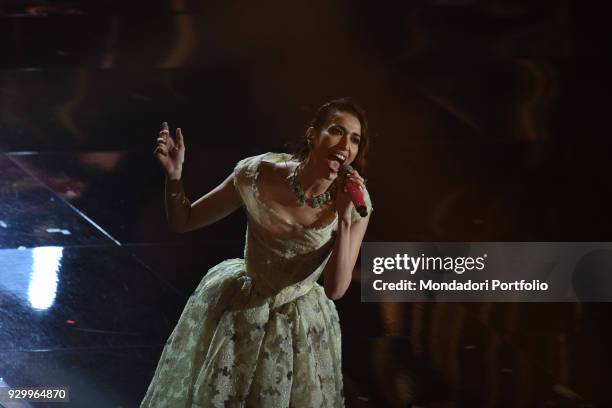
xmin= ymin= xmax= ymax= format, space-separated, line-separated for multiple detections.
xmin=289 ymin=163 xmax=336 ymax=208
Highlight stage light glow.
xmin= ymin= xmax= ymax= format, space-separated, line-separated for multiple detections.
xmin=28 ymin=246 xmax=63 ymax=310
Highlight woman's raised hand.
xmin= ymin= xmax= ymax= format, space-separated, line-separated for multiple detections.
xmin=153 ymin=121 xmax=185 ymax=180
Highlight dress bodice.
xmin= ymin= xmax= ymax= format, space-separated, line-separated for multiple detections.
xmin=232 ymin=152 xmax=373 ymax=301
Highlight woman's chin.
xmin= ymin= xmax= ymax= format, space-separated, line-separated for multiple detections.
xmin=326 ymin=170 xmax=339 ymax=180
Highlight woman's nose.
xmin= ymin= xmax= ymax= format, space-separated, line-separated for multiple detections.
xmin=340 ymin=135 xmax=351 ymax=149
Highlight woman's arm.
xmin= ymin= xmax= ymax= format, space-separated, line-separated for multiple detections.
xmin=165 ymin=173 xmax=242 ymax=233
xmin=323 ymin=215 xmax=370 ymax=300
xmin=155 ymin=122 xmax=242 ymax=233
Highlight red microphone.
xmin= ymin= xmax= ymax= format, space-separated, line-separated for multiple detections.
xmin=341 ymin=164 xmax=368 ymax=217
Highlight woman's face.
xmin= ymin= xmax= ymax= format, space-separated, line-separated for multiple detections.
xmin=307 ymin=110 xmax=361 ymax=178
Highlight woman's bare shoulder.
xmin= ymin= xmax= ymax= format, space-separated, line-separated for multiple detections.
xmin=257 ymin=156 xmax=299 ymax=204
xmin=259 ymin=155 xmax=298 ymax=181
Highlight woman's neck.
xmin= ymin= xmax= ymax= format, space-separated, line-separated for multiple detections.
xmin=298 ymin=156 xmax=335 ymax=198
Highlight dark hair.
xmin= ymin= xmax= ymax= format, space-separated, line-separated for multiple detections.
xmin=292 ymin=97 xmax=370 ymax=176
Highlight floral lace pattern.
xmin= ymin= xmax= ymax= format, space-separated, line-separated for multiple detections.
xmin=140 ymin=153 xmax=373 ymax=407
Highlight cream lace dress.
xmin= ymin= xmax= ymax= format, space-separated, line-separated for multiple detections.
xmin=140 ymin=152 xmax=373 ymax=408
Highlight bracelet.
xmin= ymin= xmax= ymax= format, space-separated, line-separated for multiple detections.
xmin=166 ymin=179 xmax=187 ymax=202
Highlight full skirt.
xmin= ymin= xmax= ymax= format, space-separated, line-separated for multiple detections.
xmin=140 ymin=258 xmax=345 ymax=408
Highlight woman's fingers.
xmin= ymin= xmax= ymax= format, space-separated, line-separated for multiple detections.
xmin=153 ymin=145 xmax=167 ymax=157
xmin=349 ymin=172 xmax=364 ymax=182
xmin=353 ymin=181 xmax=365 ymax=190
xmin=160 ymin=122 xmax=170 ymax=140
xmin=347 ymin=172 xmax=364 ymax=182
xmin=347 ymin=173 xmax=366 ymax=190
xmin=157 ymin=121 xmax=184 ymax=155
xmin=157 ymin=134 xmax=173 ymax=150
xmin=176 ymin=128 xmax=185 ymax=149
xmin=159 ymin=128 xmax=175 ymax=149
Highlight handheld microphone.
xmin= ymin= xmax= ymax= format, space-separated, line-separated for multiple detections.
xmin=341 ymin=164 xmax=368 ymax=217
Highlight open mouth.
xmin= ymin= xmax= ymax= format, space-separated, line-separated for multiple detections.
xmin=327 ymin=152 xmax=346 ymax=172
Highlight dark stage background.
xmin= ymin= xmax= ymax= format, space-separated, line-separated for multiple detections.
xmin=1 ymin=1 xmax=610 ymax=407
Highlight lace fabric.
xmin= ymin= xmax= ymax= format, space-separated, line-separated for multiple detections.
xmin=140 ymin=152 xmax=373 ymax=408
